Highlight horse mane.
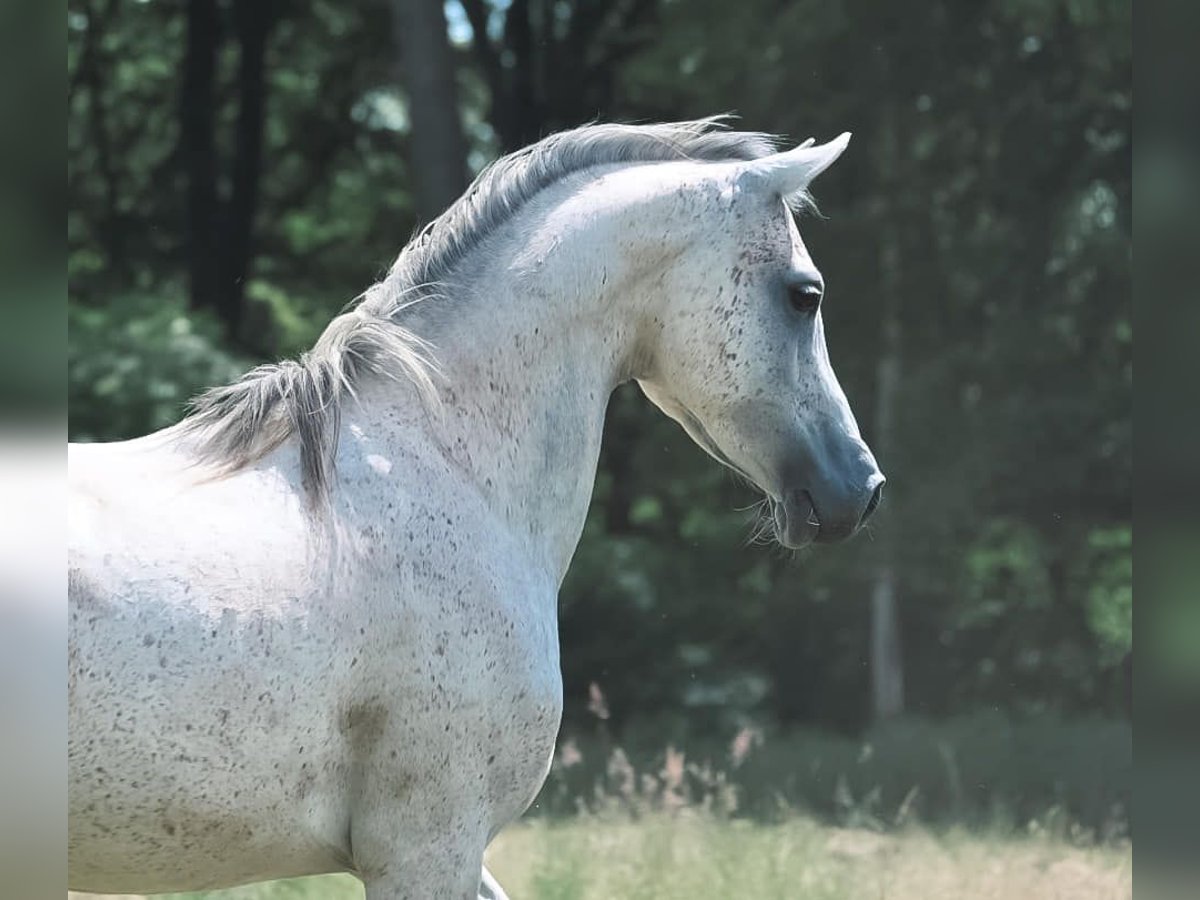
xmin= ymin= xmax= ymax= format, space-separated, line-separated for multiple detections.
xmin=175 ymin=117 xmax=779 ymax=506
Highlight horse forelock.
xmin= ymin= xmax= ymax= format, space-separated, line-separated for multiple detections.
xmin=175 ymin=117 xmax=781 ymax=506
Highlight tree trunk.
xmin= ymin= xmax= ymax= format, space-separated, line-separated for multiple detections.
xmin=181 ymin=0 xmax=220 ymax=314
xmin=78 ymin=0 xmax=126 ymax=279
xmin=870 ymin=83 xmax=905 ymax=722
xmin=224 ymin=0 xmax=277 ymax=343
xmin=391 ymin=0 xmax=469 ymax=222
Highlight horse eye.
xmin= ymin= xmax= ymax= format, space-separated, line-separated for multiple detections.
xmin=788 ymin=285 xmax=823 ymax=315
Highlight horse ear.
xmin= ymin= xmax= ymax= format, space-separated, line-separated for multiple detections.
xmin=755 ymin=132 xmax=852 ymax=197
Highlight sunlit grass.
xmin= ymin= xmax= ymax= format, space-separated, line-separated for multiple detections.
xmin=536 ymin=713 xmax=1132 ymax=839
xmin=70 ymin=814 xmax=1132 ymax=900
xmin=487 ymin=816 xmax=1132 ymax=900
xmin=69 ymin=715 xmax=1132 ymax=899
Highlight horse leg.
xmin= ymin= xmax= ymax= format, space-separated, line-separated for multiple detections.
xmin=357 ymin=835 xmax=485 ymax=900
xmin=355 ymin=830 xmax=511 ymax=899
xmin=480 ymin=864 xmax=510 ymax=900
xmin=353 ymin=793 xmax=488 ymax=900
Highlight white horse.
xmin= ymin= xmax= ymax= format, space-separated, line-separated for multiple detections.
xmin=68 ymin=119 xmax=883 ymax=899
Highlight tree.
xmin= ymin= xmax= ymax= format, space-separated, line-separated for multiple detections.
xmin=180 ymin=0 xmax=279 ymax=344
xmin=459 ymin=0 xmax=662 ymax=151
xmin=224 ymin=0 xmax=278 ymax=337
xmin=181 ymin=0 xmax=220 ymax=318
xmin=869 ymin=65 xmax=905 ymax=721
xmin=68 ymin=0 xmax=1132 ymax=732
xmin=391 ymin=0 xmax=468 ymax=222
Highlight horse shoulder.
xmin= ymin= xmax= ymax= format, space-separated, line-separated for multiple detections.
xmin=344 ymin=476 xmax=563 ymax=822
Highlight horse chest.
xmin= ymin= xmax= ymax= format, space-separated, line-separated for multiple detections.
xmin=352 ymin=533 xmax=564 ymax=827
xmin=468 ymin=623 xmax=563 ymax=825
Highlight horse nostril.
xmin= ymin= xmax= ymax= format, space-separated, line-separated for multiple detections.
xmin=860 ymin=482 xmax=883 ymax=527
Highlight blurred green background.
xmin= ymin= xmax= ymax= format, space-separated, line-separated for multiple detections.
xmin=67 ymin=0 xmax=1130 ymax=837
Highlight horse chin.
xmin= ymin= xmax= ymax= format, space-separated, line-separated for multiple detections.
xmin=771 ymin=490 xmax=820 ymax=549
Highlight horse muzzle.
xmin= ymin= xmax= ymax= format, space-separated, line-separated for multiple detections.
xmin=773 ymin=468 xmax=884 ymax=549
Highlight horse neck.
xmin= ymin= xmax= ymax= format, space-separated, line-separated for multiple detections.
xmin=356 ymin=178 xmax=673 ymax=582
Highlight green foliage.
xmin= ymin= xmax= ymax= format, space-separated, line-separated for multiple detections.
xmin=1084 ymin=527 xmax=1133 ymax=664
xmin=121 ymin=813 xmax=1131 ymax=900
xmin=68 ymin=292 xmax=247 ymax=441
xmin=67 ymin=0 xmax=1131 ymax=732
xmin=536 ymin=712 xmax=1131 ymax=839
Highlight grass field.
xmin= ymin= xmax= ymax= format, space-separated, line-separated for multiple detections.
xmin=70 ymin=814 xmax=1132 ymax=900
xmin=69 ymin=716 xmax=1132 ymax=899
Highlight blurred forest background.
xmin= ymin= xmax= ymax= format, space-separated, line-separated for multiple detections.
xmin=67 ymin=0 xmax=1131 ymax=834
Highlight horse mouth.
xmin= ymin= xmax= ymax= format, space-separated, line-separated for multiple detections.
xmin=677 ymin=412 xmax=824 ymax=549
xmin=771 ymin=490 xmax=821 ymax=549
